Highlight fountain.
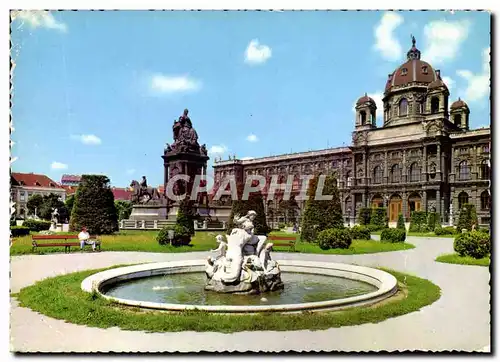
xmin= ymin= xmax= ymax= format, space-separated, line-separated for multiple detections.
xmin=81 ymin=211 xmax=398 ymax=313
xmin=204 ymin=210 xmax=284 ymax=294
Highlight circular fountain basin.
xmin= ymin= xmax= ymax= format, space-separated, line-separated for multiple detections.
xmin=81 ymin=260 xmax=398 ymax=313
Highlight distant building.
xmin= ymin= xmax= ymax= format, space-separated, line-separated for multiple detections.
xmin=11 ymin=172 xmax=66 ymax=218
xmin=212 ymin=38 xmax=491 ymax=227
xmin=60 ymin=174 xmax=82 ymax=186
xmin=111 ymin=187 xmax=133 ymax=201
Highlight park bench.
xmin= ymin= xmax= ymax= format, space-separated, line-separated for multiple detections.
xmin=268 ymin=235 xmax=297 ymax=252
xmin=31 ymin=234 xmax=101 ymax=253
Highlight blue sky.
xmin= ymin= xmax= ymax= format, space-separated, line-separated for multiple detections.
xmin=10 ymin=10 xmax=490 ymax=188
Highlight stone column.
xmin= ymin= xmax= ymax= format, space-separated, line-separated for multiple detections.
xmin=402 ymin=150 xmax=407 ymax=183
xmin=423 ymin=146 xmax=427 ymax=182
xmin=437 ymin=144 xmax=442 ymax=182
xmin=422 ymin=190 xmax=427 ymax=212
xmin=450 ymin=146 xmax=455 ymax=182
xmin=402 ymin=192 xmax=408 ymax=220
xmin=384 ymin=151 xmax=388 ymax=184
xmin=363 ymin=151 xmax=368 ymax=186
xmin=361 ymin=193 xmax=366 ymax=208
xmin=436 ymin=189 xmax=441 ymax=217
xmin=351 ymin=194 xmax=356 ymax=225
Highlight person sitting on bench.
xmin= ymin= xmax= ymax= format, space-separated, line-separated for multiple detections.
xmin=78 ymin=226 xmax=96 ymax=251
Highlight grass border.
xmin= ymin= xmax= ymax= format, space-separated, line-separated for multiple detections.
xmin=435 ymin=253 xmax=490 ymax=267
xmin=14 ymin=265 xmax=441 ymax=333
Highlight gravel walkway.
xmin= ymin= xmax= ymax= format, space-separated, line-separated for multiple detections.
xmin=10 ymin=236 xmax=490 ymax=352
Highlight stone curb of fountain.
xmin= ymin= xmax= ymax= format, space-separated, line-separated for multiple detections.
xmin=81 ymin=259 xmax=398 ymax=313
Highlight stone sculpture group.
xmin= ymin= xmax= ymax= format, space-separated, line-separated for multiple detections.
xmin=205 ymin=211 xmax=284 ymax=294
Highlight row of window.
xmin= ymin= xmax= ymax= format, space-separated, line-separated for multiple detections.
xmin=368 ymin=160 xmax=490 ymax=184
xmin=387 ymin=96 xmax=440 ymax=119
xmin=458 ymin=191 xmax=491 ymax=210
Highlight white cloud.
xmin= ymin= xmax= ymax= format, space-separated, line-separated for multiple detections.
xmin=71 ymin=134 xmax=102 ymax=145
xmin=442 ymin=76 xmax=455 ymax=90
xmin=126 ymin=169 xmax=136 ymax=175
xmin=374 ymin=12 xmax=404 ymax=61
xmin=12 ymin=10 xmax=67 ymax=32
xmin=244 ymin=39 xmax=272 ymax=65
xmin=241 ymin=156 xmax=255 ymax=160
xmin=246 ymin=134 xmax=259 ymax=142
xmin=208 ymin=144 xmax=228 ymax=157
xmin=51 ymin=161 xmax=68 ymax=170
xmin=423 ymin=20 xmax=470 ymax=64
xmin=151 ymin=74 xmax=202 ymax=94
xmin=456 ymin=47 xmax=490 ymax=102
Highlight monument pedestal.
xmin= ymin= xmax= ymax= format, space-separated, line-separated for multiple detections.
xmin=129 ymin=204 xmax=168 ymax=221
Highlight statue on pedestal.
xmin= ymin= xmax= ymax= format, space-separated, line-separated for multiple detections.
xmin=130 ymin=177 xmax=161 ymax=204
xmin=167 ymin=109 xmax=206 ymax=155
xmin=205 ymin=210 xmax=283 ymax=294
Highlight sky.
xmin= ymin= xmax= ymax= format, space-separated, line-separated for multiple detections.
xmin=10 ymin=10 xmax=491 ymax=188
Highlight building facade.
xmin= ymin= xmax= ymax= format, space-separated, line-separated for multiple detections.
xmin=11 ymin=172 xmax=66 ymax=218
xmin=212 ymin=39 xmax=491 ymax=226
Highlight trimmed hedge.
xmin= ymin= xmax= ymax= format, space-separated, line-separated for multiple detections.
xmin=409 ymin=211 xmax=428 ymax=232
xmin=11 ymin=226 xmax=30 ymax=237
xmin=426 ymin=212 xmax=440 ymax=231
xmin=454 ymin=231 xmax=490 ymax=259
xmin=22 ymin=219 xmax=51 ymax=232
xmin=370 ymin=207 xmax=387 ymax=229
xmin=434 ymin=225 xmax=457 ymax=236
xmin=349 ymin=225 xmax=371 ymax=240
xmin=157 ymin=224 xmax=192 ymax=246
xmin=380 ymin=228 xmax=406 ymax=243
xmin=358 ymin=208 xmax=372 ymax=226
xmin=457 ymin=203 xmax=478 ymax=232
xmin=397 ymin=213 xmax=405 ymax=230
xmin=317 ymin=228 xmax=352 ymax=250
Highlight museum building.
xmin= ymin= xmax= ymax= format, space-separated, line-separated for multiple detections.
xmin=212 ymin=39 xmax=491 ymax=226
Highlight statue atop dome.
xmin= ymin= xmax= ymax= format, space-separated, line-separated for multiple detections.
xmin=407 ymin=35 xmax=421 ymax=60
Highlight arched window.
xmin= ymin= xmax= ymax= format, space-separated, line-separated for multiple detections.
xmin=390 ymin=164 xmax=400 ymax=183
xmin=480 ymin=160 xmax=490 ymax=180
xmin=458 ymin=192 xmax=469 ymax=209
xmin=409 ymin=162 xmax=420 ymax=182
xmin=454 ymin=114 xmax=462 ymax=127
xmin=373 ymin=166 xmax=383 ymax=184
xmin=346 ymin=171 xmax=352 ymax=187
xmin=459 ymin=161 xmax=469 ymax=180
xmin=360 ymin=111 xmax=367 ymax=125
xmin=399 ymin=98 xmax=408 ymax=116
xmin=481 ymin=191 xmax=490 ymax=210
xmin=431 ymin=97 xmax=440 ymax=114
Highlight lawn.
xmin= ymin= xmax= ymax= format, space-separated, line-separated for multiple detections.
xmin=10 ymin=230 xmax=218 ymax=255
xmin=13 ymin=266 xmax=440 ymax=333
xmin=435 ymin=253 xmax=490 ymax=267
xmin=269 ymin=232 xmax=414 ymax=254
xmin=10 ymin=230 xmax=414 ymax=256
xmin=371 ymin=230 xmax=455 ymax=238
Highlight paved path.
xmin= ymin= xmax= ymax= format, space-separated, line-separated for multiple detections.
xmin=10 ymin=236 xmax=490 ymax=352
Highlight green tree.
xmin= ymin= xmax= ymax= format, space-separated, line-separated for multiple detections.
xmin=457 ymin=203 xmax=478 ymax=231
xmin=69 ymin=175 xmax=118 ymax=234
xmin=227 ymin=183 xmax=270 ymax=235
xmin=115 ymin=200 xmax=133 ymax=221
xmin=397 ymin=213 xmax=405 ymax=230
xmin=26 ymin=194 xmax=44 ymax=217
xmin=300 ymin=174 xmax=343 ymax=242
xmin=176 ymin=199 xmax=196 ymax=236
xmin=65 ymin=194 xmax=75 ymax=217
xmin=38 ymin=193 xmax=68 ymax=222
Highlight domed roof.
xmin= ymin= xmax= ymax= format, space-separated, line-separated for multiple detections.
xmin=451 ymin=98 xmax=469 ymax=109
xmin=356 ymin=93 xmax=375 ymax=106
xmin=428 ymin=77 xmax=448 ymax=90
xmin=385 ymin=37 xmax=439 ymax=92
